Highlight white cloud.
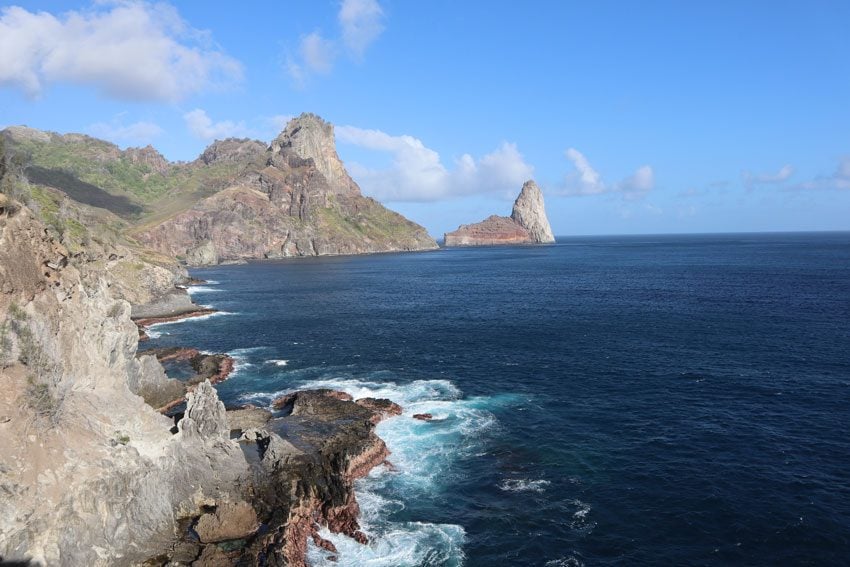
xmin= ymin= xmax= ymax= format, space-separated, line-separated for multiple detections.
xmin=0 ymin=2 xmax=242 ymax=101
xmin=563 ymin=148 xmax=604 ymax=195
xmin=742 ymin=164 xmax=794 ymax=188
xmin=562 ymin=148 xmax=655 ymax=199
xmin=793 ymin=156 xmax=850 ymax=191
xmin=339 ymin=0 xmax=385 ymax=59
xmin=336 ymin=125 xmax=534 ymax=201
xmin=286 ymin=0 xmax=385 ymax=83
xmin=183 ymin=109 xmax=248 ymax=140
xmin=618 ymin=165 xmax=655 ymax=200
xmin=89 ymin=117 xmax=163 ymax=145
xmin=300 ymin=31 xmax=336 ymax=74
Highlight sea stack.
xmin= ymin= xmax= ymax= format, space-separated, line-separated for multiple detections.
xmin=444 ymin=180 xmax=556 ymax=246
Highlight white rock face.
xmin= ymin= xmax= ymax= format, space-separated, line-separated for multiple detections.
xmin=511 ymin=180 xmax=555 ymax=243
xmin=0 ymin=204 xmax=249 ymax=566
xmin=270 ymin=112 xmax=353 ymax=192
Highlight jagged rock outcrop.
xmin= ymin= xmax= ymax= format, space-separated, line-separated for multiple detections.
xmin=135 ymin=113 xmax=438 ymax=264
xmin=511 ymin=180 xmax=555 ymax=243
xmin=1 ymin=136 xmax=400 ymax=566
xmin=444 ymin=179 xmax=556 ymax=246
xmin=0 ymin=199 xmax=250 ymax=565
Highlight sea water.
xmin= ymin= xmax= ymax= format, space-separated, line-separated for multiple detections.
xmin=142 ymin=233 xmax=850 ymax=566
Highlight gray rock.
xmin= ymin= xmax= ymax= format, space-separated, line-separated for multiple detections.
xmin=511 ymin=179 xmax=555 ymax=243
xmin=185 ymin=241 xmax=218 ymax=267
xmin=194 ymin=501 xmax=258 ymax=543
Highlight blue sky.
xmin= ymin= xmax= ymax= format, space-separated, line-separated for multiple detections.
xmin=1 ymin=0 xmax=849 ymax=237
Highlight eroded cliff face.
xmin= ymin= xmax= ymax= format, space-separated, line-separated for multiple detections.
xmin=444 ymin=179 xmax=556 ymax=247
xmin=511 ymin=180 xmax=555 ymax=243
xmin=135 ymin=113 xmax=438 ymax=265
xmin=0 ymin=200 xmax=249 ymax=566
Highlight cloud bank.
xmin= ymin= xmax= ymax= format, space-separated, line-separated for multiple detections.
xmin=562 ymin=148 xmax=655 ymax=200
xmin=288 ymin=0 xmax=385 ymax=83
xmin=742 ymin=164 xmax=794 ymax=188
xmin=0 ymin=2 xmax=242 ymax=101
xmin=336 ymin=126 xmax=534 ymax=202
xmin=794 ymin=156 xmax=850 ymax=191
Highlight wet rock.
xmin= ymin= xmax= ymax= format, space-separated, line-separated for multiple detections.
xmin=413 ymin=413 xmax=434 ymax=421
xmin=355 ymin=397 xmax=403 ymax=423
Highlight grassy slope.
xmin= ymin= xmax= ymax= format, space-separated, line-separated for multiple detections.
xmin=7 ymin=132 xmax=265 ymax=227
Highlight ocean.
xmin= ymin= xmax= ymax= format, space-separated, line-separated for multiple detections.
xmin=142 ymin=232 xmax=850 ymax=566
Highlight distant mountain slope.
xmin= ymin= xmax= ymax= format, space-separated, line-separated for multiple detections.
xmin=1 ymin=114 xmax=438 ymax=265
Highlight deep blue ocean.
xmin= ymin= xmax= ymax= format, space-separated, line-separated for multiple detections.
xmin=142 ymin=233 xmax=850 ymax=566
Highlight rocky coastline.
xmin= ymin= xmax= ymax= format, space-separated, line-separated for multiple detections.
xmin=0 ymin=191 xmax=402 ymax=565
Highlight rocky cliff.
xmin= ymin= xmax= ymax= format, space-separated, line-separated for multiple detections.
xmin=0 ymin=197 xmax=249 ymax=565
xmin=134 ymin=113 xmax=438 ymax=264
xmin=0 ymin=187 xmax=400 ymax=565
xmin=444 ymin=179 xmax=556 ymax=246
xmin=2 ymin=114 xmax=438 ymax=266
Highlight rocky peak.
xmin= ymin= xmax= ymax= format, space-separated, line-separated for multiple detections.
xmin=199 ymin=138 xmax=268 ymax=166
xmin=124 ymin=145 xmax=170 ymax=174
xmin=270 ymin=113 xmax=350 ymax=189
xmin=2 ymin=125 xmax=53 ymax=144
xmin=510 ymin=180 xmax=555 ymax=243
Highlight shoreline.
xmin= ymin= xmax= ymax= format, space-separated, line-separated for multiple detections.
xmin=138 ymin=285 xmax=396 ymax=565
xmin=132 ymin=307 xmax=218 ymax=329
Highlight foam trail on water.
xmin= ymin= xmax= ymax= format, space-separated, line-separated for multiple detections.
xmin=144 ymin=311 xmax=235 ymax=335
xmin=499 ymin=479 xmax=551 ymax=493
xmin=186 ymin=286 xmax=222 ymax=294
xmin=295 ymin=376 xmax=517 ymax=567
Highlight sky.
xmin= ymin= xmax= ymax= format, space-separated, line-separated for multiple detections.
xmin=1 ymin=0 xmax=849 ymax=237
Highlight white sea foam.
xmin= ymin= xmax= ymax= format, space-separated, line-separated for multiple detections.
xmin=569 ymin=500 xmax=595 ymax=533
xmin=498 ymin=478 xmax=551 ymax=493
xmin=186 ymin=286 xmax=222 ymax=294
xmin=144 ymin=311 xmax=235 ymax=335
xmin=294 ymin=375 xmax=500 ymax=566
xmin=267 ymin=359 xmax=289 ymax=366
xmin=545 ymin=557 xmax=585 ymax=567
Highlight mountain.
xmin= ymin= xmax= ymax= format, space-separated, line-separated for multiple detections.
xmin=444 ymin=180 xmax=556 ymax=246
xmin=134 ymin=114 xmax=438 ymax=263
xmin=1 ymin=113 xmax=438 ymax=266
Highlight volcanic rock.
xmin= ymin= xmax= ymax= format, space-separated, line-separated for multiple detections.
xmin=444 ymin=179 xmax=556 ymax=246
xmin=135 ymin=113 xmax=438 ymax=264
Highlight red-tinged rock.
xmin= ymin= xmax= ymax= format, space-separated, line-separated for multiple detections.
xmin=413 ymin=413 xmax=434 ymax=421
xmin=444 ymin=180 xmax=555 ymax=246
xmin=355 ymin=397 xmax=403 ymax=423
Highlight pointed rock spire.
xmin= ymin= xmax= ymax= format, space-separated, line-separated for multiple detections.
xmin=511 ymin=180 xmax=555 ymax=243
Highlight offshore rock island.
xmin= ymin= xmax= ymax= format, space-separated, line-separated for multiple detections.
xmin=444 ymin=180 xmax=555 ymax=246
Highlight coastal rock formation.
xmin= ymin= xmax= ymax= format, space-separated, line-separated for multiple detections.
xmin=133 ymin=113 xmax=438 ymax=263
xmin=444 ymin=179 xmax=556 ymax=246
xmin=2 ymin=115 xmax=438 ymax=267
xmin=511 ymin=180 xmax=556 ymax=243
xmin=1 ymin=133 xmax=399 ymax=565
xmin=0 ymin=200 xmax=251 ymax=565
